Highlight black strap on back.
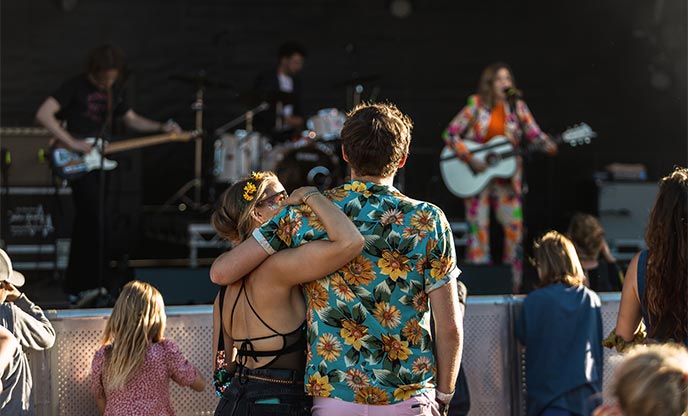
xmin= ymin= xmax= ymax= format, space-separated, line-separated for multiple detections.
xmin=217 ymin=285 xmax=227 ymax=352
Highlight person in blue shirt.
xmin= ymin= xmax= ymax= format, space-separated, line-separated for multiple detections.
xmin=516 ymin=231 xmax=603 ymax=416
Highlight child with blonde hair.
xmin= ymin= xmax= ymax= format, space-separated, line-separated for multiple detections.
xmin=593 ymin=343 xmax=688 ymax=416
xmin=91 ymin=280 xmax=204 ymax=415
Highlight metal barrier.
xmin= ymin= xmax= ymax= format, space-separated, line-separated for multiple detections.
xmin=27 ymin=295 xmax=624 ymax=415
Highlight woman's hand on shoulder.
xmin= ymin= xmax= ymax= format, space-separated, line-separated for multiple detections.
xmin=281 ymin=186 xmax=319 ymax=206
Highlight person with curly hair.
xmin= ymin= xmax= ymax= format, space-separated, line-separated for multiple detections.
xmin=613 ymin=166 xmax=688 ymax=347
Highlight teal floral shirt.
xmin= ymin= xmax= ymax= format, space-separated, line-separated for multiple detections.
xmin=253 ymin=181 xmax=460 ymax=404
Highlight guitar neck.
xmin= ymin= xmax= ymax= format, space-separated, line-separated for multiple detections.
xmin=103 ymin=133 xmax=188 ymax=154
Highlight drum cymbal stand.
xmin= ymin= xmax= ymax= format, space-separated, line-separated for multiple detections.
xmin=162 ymin=80 xmax=206 ymax=211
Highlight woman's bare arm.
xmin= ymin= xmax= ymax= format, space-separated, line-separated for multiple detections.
xmin=615 ymin=252 xmax=642 ymax=341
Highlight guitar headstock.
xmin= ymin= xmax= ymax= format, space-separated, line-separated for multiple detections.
xmin=561 ymin=122 xmax=597 ymax=147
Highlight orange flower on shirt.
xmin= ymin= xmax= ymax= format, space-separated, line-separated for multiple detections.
xmin=411 ymin=290 xmax=429 ymax=312
xmin=410 ymin=210 xmax=435 ymax=232
xmin=306 ymin=373 xmax=334 ymax=397
xmin=296 ymin=204 xmax=325 ymax=231
xmin=354 ymin=386 xmax=391 ymax=405
xmin=340 ymin=255 xmax=376 ymax=286
xmin=393 ymin=383 xmax=424 ymax=401
xmin=377 ymin=250 xmax=411 ymax=281
xmin=373 ymin=302 xmax=401 ymax=329
xmin=402 ymin=319 xmax=423 ymax=345
xmin=381 ymin=333 xmax=412 ymax=361
xmin=430 ymin=256 xmax=452 ymax=279
xmin=305 ymin=281 xmax=329 ymax=311
xmin=316 ymin=333 xmax=343 ymax=362
xmin=345 ymin=368 xmax=370 ymax=392
xmin=324 ymin=187 xmax=348 ymax=201
xmin=340 ymin=319 xmax=368 ymax=350
xmin=344 ymin=181 xmax=371 ymax=197
xmin=330 ymin=274 xmax=356 ymax=301
xmin=275 ymin=215 xmax=302 ymax=246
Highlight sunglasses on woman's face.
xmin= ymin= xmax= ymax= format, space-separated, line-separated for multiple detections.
xmin=256 ymin=190 xmax=288 ymax=210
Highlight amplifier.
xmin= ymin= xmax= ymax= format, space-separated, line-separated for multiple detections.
xmin=598 ymin=181 xmax=659 ymax=244
xmin=0 ymin=187 xmax=73 ymax=270
xmin=0 ymin=127 xmax=54 ymax=186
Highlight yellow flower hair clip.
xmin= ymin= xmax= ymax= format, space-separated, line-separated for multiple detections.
xmin=243 ymin=181 xmax=257 ymax=201
xmin=250 ymin=171 xmax=266 ymax=181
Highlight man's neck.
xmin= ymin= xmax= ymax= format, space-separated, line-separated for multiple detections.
xmin=350 ymin=173 xmax=395 ymax=187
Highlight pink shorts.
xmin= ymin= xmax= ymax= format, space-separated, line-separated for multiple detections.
xmin=312 ymin=391 xmax=441 ymax=416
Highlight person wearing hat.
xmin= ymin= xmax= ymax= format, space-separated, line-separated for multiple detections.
xmin=0 ymin=249 xmax=56 ymax=415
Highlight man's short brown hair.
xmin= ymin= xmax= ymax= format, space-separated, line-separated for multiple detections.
xmin=341 ymin=102 xmax=412 ymax=178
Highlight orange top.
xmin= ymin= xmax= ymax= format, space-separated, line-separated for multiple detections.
xmin=485 ymin=103 xmax=506 ymax=141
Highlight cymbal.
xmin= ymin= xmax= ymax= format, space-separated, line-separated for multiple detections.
xmin=239 ymin=89 xmax=296 ymax=107
xmin=170 ymin=71 xmax=235 ymax=90
xmin=332 ymin=73 xmax=382 ymax=88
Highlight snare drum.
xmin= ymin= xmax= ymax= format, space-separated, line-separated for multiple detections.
xmin=306 ymin=108 xmax=347 ymax=141
xmin=274 ymin=143 xmax=343 ymax=192
xmin=213 ymin=130 xmax=268 ymax=183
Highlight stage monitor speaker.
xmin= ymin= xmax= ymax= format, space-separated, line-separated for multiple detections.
xmin=135 ymin=267 xmax=219 ymax=305
xmin=459 ymin=264 xmax=512 ymax=295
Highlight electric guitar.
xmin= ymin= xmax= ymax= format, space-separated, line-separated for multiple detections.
xmin=440 ymin=123 xmax=597 ymax=198
xmin=49 ymin=131 xmax=199 ymax=181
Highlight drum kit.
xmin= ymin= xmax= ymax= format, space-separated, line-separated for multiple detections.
xmin=168 ymin=70 xmax=382 ymax=205
xmin=212 ymin=108 xmax=346 ymax=192
xmin=207 ymin=80 xmax=350 ymax=193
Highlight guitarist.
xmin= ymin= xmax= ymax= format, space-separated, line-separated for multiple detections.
xmin=442 ymin=62 xmax=557 ymax=293
xmin=35 ymin=44 xmax=181 ymax=307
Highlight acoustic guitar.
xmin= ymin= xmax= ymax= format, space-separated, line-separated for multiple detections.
xmin=440 ymin=123 xmax=597 ymax=198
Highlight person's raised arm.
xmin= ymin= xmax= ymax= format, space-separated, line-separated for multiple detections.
xmin=614 ymin=252 xmax=642 ymax=341
xmin=122 ymin=109 xmax=181 ymax=133
xmin=210 ymin=238 xmax=271 ymax=285
xmin=261 ymin=187 xmax=364 ymax=286
xmin=35 ymin=97 xmax=92 ymax=153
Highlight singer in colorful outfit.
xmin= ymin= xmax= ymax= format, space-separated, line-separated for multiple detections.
xmin=442 ymin=62 xmax=557 ymax=292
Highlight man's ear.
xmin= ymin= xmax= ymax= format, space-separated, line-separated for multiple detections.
xmin=341 ymin=146 xmax=349 ymax=163
xmin=398 ymin=153 xmax=408 ymax=168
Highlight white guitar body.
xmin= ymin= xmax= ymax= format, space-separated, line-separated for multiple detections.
xmin=439 ymin=123 xmax=597 ymax=198
xmin=51 ymin=138 xmax=118 ymax=177
xmin=440 ymin=136 xmax=516 ymax=198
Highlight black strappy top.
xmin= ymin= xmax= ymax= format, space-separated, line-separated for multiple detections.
xmin=226 ymin=278 xmax=307 ymax=370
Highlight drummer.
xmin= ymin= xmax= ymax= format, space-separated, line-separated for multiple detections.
xmin=251 ymin=42 xmax=307 ymax=143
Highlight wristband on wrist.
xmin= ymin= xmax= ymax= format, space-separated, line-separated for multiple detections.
xmin=301 ymin=190 xmax=320 ymax=204
xmin=435 ymin=389 xmax=454 ymax=404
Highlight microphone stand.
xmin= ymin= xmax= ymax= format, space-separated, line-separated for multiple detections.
xmin=96 ymin=95 xmax=113 ymax=297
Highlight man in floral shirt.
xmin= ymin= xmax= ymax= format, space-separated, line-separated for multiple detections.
xmin=211 ymin=102 xmax=463 ymax=415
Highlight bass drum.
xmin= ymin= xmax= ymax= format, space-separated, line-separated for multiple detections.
xmin=274 ymin=143 xmax=343 ymax=193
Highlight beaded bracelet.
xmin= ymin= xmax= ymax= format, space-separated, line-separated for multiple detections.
xmin=302 ymin=190 xmax=320 ymax=204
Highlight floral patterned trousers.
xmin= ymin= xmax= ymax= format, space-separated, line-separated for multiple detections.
xmin=464 ymin=179 xmax=523 ymax=291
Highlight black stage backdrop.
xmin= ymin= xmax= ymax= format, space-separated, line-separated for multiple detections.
xmin=2 ymin=0 xmax=686 ymax=250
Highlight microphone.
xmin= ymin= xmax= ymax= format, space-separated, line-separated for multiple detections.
xmin=503 ymin=87 xmax=522 ymax=99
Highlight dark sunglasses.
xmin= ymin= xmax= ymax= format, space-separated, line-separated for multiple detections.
xmin=256 ymin=190 xmax=288 ymax=209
